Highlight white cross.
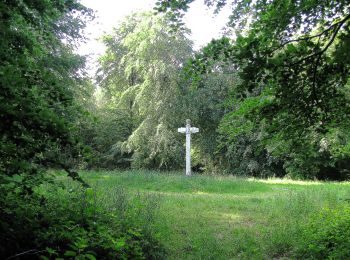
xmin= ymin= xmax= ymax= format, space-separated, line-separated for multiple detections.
xmin=178 ymin=119 xmax=199 ymax=176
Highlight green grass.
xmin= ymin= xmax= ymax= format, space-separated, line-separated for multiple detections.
xmin=56 ymin=170 xmax=350 ymax=259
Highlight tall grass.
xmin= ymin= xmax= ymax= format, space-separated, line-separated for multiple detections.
xmin=68 ymin=170 xmax=350 ymax=259
xmin=39 ymin=173 xmax=166 ymax=259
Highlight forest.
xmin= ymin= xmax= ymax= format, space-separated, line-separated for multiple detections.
xmin=1 ymin=0 xmax=350 ymax=259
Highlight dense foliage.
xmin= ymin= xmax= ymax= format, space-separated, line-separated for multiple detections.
xmin=89 ymin=12 xmax=239 ymax=173
xmin=296 ymin=204 xmax=350 ymax=259
xmin=157 ymin=0 xmax=350 ymax=179
xmin=0 ymin=0 xmax=92 ymax=256
xmin=0 ymin=0 xmax=92 ymax=193
xmin=92 ymin=12 xmax=193 ymax=169
xmin=2 ymin=0 xmax=350 ymax=257
xmin=1 ymin=179 xmax=165 ymax=259
xmin=0 ymin=2 xmax=164 ymax=259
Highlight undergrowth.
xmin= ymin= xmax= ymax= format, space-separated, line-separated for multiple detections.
xmin=0 ymin=178 xmax=165 ymax=259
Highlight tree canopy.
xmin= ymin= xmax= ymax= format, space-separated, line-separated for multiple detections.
xmin=157 ymin=0 xmax=350 ymax=178
xmin=0 ymin=0 xmax=94 ymax=193
xmin=96 ymin=12 xmax=193 ymax=169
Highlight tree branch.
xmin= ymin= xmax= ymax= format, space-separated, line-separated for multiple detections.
xmin=269 ymin=13 xmax=350 ymax=57
xmin=311 ymin=52 xmax=321 ymax=105
xmin=6 ymin=249 xmax=45 ymax=260
xmin=60 ymin=163 xmax=90 ymax=188
xmin=42 ymin=158 xmax=90 ymax=188
xmin=291 ymin=13 xmax=350 ymax=66
xmin=269 ymin=21 xmax=339 ymax=55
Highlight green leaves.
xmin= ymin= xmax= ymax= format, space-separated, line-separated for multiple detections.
xmin=161 ymin=0 xmax=350 ymax=178
xmin=96 ymin=12 xmax=192 ymax=170
xmin=0 ymin=1 xmax=95 ymax=256
xmin=0 ymin=0 xmax=94 ymax=185
xmin=296 ymin=205 xmax=350 ymax=259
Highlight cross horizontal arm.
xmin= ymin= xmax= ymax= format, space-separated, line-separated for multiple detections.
xmin=178 ymin=127 xmax=186 ymax=133
xmin=190 ymin=127 xmax=199 ymax=133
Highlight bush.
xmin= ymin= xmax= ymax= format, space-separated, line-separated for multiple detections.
xmin=0 ymin=181 xmax=166 ymax=259
xmin=295 ymin=204 xmax=350 ymax=259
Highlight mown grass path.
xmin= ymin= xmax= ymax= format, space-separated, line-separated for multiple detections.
xmin=79 ymin=171 xmax=350 ymax=259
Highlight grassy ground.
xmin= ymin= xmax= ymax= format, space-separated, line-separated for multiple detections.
xmin=58 ymin=170 xmax=350 ymax=259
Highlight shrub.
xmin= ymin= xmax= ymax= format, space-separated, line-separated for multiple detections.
xmin=0 ymin=182 xmax=166 ymax=259
xmin=295 ymin=204 xmax=350 ymax=259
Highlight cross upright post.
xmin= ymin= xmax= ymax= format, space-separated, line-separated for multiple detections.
xmin=178 ymin=119 xmax=199 ymax=176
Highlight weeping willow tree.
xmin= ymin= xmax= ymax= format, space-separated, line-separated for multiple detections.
xmin=97 ymin=12 xmax=193 ymax=169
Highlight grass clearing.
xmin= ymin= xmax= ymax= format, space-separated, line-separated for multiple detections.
xmin=54 ymin=170 xmax=350 ymax=259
